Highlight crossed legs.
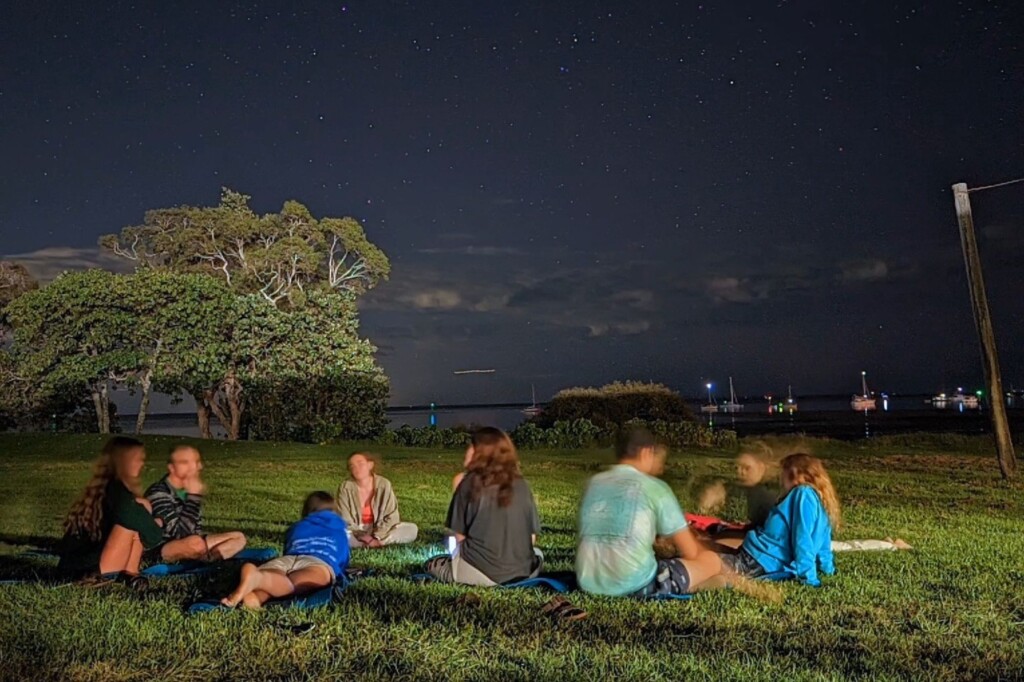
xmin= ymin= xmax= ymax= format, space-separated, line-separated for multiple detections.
xmin=161 ymin=531 xmax=248 ymax=562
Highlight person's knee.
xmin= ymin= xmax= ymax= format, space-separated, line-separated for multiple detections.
xmin=165 ymin=535 xmax=208 ymax=560
xmin=108 ymin=524 xmax=139 ymax=540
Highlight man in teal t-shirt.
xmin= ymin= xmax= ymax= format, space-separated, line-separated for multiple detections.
xmin=576 ymin=429 xmax=722 ymax=597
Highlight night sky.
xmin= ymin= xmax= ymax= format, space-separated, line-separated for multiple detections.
xmin=2 ymin=1 xmax=1023 ymax=406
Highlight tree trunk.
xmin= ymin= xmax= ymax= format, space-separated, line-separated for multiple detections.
xmin=194 ymin=392 xmax=212 ymax=439
xmin=98 ymin=382 xmax=110 ymax=434
xmin=135 ymin=371 xmax=153 ymax=434
xmin=223 ymin=369 xmax=244 ymax=441
xmin=205 ymin=386 xmax=231 ymax=439
xmin=91 ymin=386 xmax=105 ymax=433
xmin=205 ymin=369 xmax=245 ymax=441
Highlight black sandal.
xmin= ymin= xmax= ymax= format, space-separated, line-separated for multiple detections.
xmin=117 ymin=573 xmax=149 ymax=592
xmin=75 ymin=573 xmax=117 ymax=588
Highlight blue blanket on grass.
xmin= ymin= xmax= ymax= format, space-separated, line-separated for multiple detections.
xmin=142 ymin=547 xmax=279 ymax=577
xmin=188 ymin=583 xmax=344 ymax=614
xmin=410 ymin=573 xmax=571 ymax=593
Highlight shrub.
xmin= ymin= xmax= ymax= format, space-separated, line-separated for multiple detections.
xmin=510 ymin=417 xmax=734 ymax=450
xmin=379 ymin=425 xmax=471 ymax=449
xmin=373 ymin=417 xmax=734 ymax=451
xmin=244 ymin=373 xmax=389 ymax=443
xmin=536 ymin=381 xmax=693 ymax=428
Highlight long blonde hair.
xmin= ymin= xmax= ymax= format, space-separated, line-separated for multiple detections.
xmin=781 ymin=453 xmax=842 ymax=530
xmin=63 ymin=437 xmax=145 ymax=541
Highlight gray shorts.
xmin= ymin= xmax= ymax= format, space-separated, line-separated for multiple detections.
xmin=632 ymin=558 xmax=693 ymax=597
xmin=719 ymin=549 xmax=766 ymax=578
xmin=259 ymin=554 xmax=335 ymax=580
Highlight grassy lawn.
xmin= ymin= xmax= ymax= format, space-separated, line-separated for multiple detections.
xmin=1 ymin=433 xmax=1023 ymax=681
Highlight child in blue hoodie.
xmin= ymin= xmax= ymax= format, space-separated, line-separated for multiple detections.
xmin=222 ymin=491 xmax=350 ymax=609
xmin=720 ymin=453 xmax=839 ymax=587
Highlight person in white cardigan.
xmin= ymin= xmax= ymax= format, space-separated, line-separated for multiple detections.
xmin=335 ymin=452 xmax=418 ymax=548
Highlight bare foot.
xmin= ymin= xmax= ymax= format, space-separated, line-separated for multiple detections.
xmin=221 ymin=563 xmax=261 ymax=607
xmin=886 ymin=537 xmax=913 ymax=550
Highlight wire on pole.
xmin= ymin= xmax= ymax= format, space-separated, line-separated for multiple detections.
xmin=967 ymin=176 xmax=1024 ymax=193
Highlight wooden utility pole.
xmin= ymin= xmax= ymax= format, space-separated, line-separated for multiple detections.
xmin=952 ymin=182 xmax=1017 ymax=479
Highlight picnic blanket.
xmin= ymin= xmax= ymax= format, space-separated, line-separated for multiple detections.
xmin=410 ymin=573 xmax=571 ymax=593
xmin=188 ymin=583 xmax=343 ymax=614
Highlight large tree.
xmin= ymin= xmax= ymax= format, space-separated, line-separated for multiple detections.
xmin=5 ymin=270 xmax=141 ymax=433
xmin=99 ymin=189 xmax=392 ymax=440
xmin=99 ymin=188 xmax=390 ymax=307
xmin=4 ymin=270 xmax=236 ymax=434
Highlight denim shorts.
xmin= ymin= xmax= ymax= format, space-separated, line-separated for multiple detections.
xmin=719 ymin=548 xmax=766 ymax=578
xmin=632 ymin=558 xmax=693 ymax=598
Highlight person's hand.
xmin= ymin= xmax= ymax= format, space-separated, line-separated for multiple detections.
xmin=137 ymin=497 xmax=153 ymax=513
xmin=653 ymin=536 xmax=677 ymax=559
xmin=697 ymin=482 xmax=727 ymax=513
xmin=184 ymin=475 xmax=206 ymax=496
xmin=154 ymin=517 xmax=164 ymax=528
xmin=365 ymin=536 xmax=383 ymax=548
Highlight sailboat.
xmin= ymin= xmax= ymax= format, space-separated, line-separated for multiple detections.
xmin=783 ymin=385 xmax=798 ymax=413
xmin=850 ymin=371 xmax=878 ymax=411
xmin=720 ymin=377 xmax=744 ymax=413
xmin=521 ymin=385 xmax=543 ymax=418
xmin=770 ymin=385 xmax=798 ymax=414
xmin=700 ymin=382 xmax=719 ymax=413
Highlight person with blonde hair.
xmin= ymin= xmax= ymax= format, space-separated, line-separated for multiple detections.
xmin=719 ymin=453 xmax=839 ymax=586
xmin=335 ymin=452 xmax=418 ymax=548
xmin=57 ymin=437 xmax=164 ymax=580
xmin=425 ymin=427 xmax=542 ymax=586
xmin=699 ymin=445 xmax=910 ymax=553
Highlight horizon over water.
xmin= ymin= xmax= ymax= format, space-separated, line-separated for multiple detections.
xmin=116 ymin=393 xmax=1024 ymax=441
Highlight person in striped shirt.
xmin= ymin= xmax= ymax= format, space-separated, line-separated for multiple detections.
xmin=144 ymin=445 xmax=246 ymax=562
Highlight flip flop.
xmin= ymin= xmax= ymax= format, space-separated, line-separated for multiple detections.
xmin=541 ymin=595 xmax=570 ymax=614
xmin=542 ymin=596 xmax=587 ymax=621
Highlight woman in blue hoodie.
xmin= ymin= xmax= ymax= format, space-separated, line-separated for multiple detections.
xmin=720 ymin=453 xmax=839 ymax=587
xmin=222 ymin=491 xmax=350 ymax=609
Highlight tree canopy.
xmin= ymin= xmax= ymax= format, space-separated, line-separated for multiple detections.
xmin=0 ymin=261 xmax=38 ymax=311
xmin=99 ymin=188 xmax=390 ymax=307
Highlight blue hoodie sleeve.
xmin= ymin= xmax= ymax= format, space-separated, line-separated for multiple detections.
xmin=789 ymin=487 xmax=823 ymax=586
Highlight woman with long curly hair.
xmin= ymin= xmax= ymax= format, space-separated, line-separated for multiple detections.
xmin=425 ymin=427 xmax=542 ymax=586
xmin=57 ymin=436 xmax=165 ymax=579
xmin=719 ymin=453 xmax=840 ymax=586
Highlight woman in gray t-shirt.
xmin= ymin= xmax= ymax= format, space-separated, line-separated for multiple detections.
xmin=424 ymin=427 xmax=542 ymax=586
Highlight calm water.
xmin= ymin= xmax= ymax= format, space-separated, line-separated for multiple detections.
xmin=119 ymin=395 xmax=1023 ymax=441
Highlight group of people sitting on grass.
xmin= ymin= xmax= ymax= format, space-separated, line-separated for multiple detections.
xmin=56 ymin=426 xmax=905 ymax=609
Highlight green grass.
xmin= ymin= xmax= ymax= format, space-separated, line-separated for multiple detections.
xmin=1 ymin=433 xmax=1023 ymax=681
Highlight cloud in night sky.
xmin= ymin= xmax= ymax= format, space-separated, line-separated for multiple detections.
xmin=5 ymin=246 xmax=131 ymax=282
xmin=839 ymin=259 xmax=889 ymax=283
